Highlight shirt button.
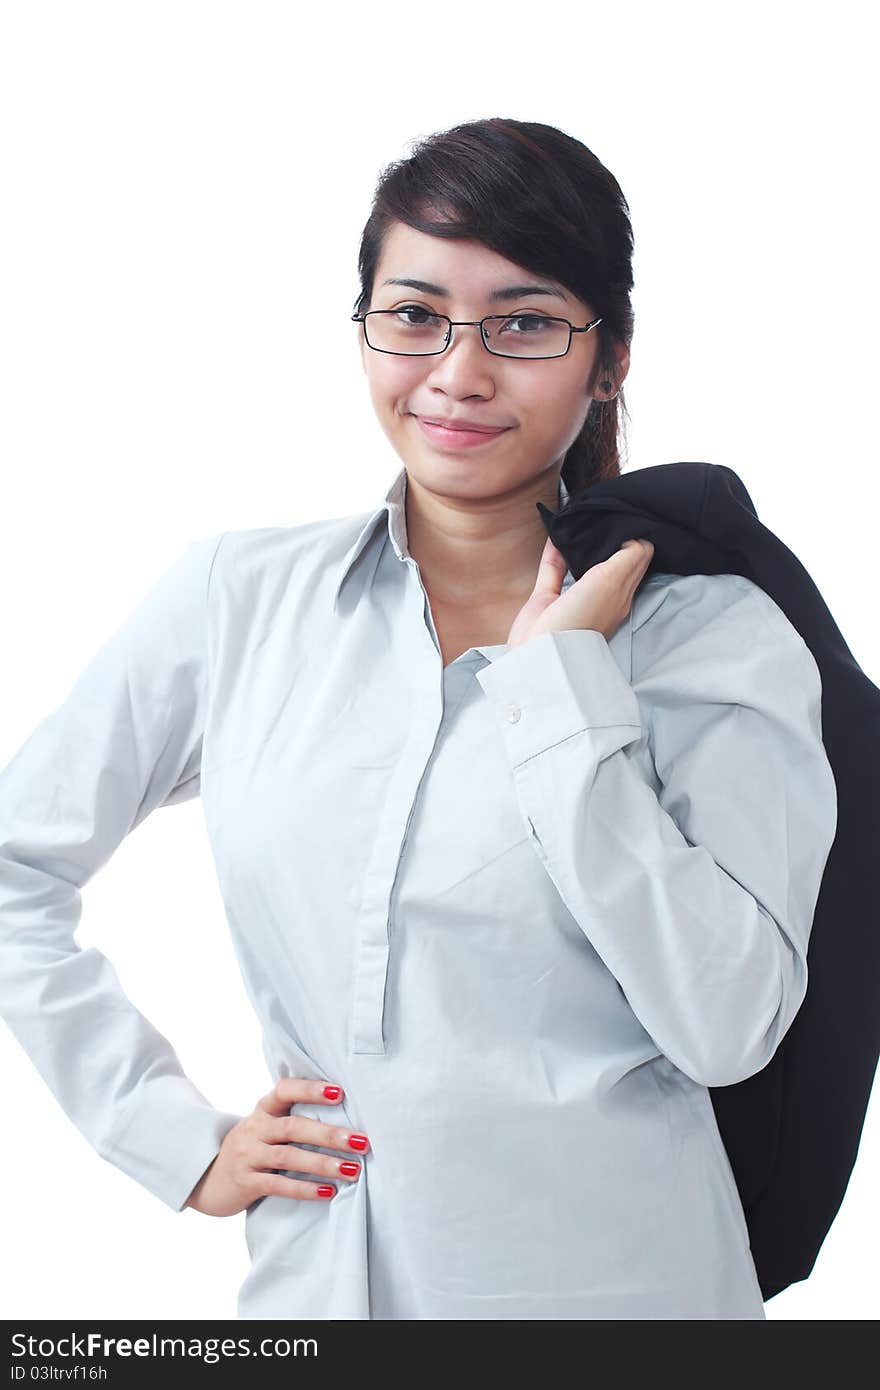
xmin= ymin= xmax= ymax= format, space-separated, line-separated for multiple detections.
xmin=505 ymin=703 xmax=522 ymax=723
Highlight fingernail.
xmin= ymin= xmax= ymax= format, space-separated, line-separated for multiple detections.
xmin=317 ymin=1185 xmax=336 ymax=1198
xmin=339 ymin=1161 xmax=361 ymax=1177
xmin=323 ymin=1085 xmax=343 ymax=1100
xmin=348 ymin=1133 xmax=369 ymax=1151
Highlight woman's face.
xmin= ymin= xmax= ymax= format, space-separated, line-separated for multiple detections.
xmin=358 ymin=220 xmax=628 ymax=502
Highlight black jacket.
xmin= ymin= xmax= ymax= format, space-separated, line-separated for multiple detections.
xmin=537 ymin=460 xmax=879 ymax=1302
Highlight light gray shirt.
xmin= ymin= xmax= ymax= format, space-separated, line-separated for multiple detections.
xmin=0 ymin=464 xmax=838 ymax=1319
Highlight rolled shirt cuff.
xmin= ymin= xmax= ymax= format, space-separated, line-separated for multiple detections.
xmin=475 ymin=628 xmax=642 ymax=766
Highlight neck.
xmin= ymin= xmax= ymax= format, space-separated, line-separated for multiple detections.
xmin=404 ymin=466 xmax=564 ymax=608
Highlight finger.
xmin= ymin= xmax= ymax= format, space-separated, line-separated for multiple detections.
xmin=255 ymin=1171 xmax=341 ymax=1201
xmin=253 ymin=1109 xmax=371 ymax=1155
xmin=279 ymin=1112 xmax=371 ymax=1153
xmin=617 ymin=538 xmax=654 ymax=566
xmin=256 ymin=1076 xmax=345 ymax=1117
xmin=620 ymin=540 xmax=654 ymax=600
xmin=253 ymin=1138 xmax=362 ymax=1184
xmin=532 ymin=534 xmax=568 ymax=598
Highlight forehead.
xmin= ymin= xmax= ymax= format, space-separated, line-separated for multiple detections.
xmin=374 ymin=221 xmax=569 ymax=301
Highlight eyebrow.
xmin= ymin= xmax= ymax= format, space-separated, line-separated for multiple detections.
xmin=380 ymin=276 xmax=570 ymax=303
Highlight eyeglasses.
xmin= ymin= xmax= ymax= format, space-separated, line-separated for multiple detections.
xmin=351 ymin=306 xmax=604 ymax=360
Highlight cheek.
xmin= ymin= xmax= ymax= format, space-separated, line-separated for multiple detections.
xmin=524 ymin=369 xmax=588 ymax=433
xmin=367 ymin=361 xmax=423 ymax=410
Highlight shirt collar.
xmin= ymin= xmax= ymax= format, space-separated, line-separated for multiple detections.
xmin=331 ymin=465 xmax=572 ymax=611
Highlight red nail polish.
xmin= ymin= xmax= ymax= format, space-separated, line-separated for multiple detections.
xmin=317 ymin=1185 xmax=335 ymax=1198
xmin=348 ymin=1133 xmax=369 ymax=1151
xmin=339 ymin=1162 xmax=360 ymax=1177
xmin=323 ymin=1085 xmax=342 ymax=1100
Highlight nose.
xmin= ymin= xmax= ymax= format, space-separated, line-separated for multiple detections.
xmin=425 ymin=321 xmax=497 ymax=383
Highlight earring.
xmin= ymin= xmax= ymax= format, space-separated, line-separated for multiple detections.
xmin=599 ymin=379 xmax=619 ymax=400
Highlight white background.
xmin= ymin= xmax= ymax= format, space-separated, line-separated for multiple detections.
xmin=1 ymin=1 xmax=877 ymax=1321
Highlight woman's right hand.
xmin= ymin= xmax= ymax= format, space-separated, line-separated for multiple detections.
xmin=183 ymin=1077 xmax=370 ymax=1217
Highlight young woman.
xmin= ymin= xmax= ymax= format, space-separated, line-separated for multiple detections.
xmin=0 ymin=117 xmax=837 ymax=1320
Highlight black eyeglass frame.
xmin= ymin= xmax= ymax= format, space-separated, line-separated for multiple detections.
xmin=350 ymin=309 xmax=604 ymax=360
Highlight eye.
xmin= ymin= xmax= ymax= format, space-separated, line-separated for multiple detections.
xmin=393 ymin=303 xmax=443 ymax=325
xmin=500 ymin=313 xmax=555 ymax=333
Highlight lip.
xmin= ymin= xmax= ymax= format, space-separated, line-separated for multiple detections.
xmin=414 ymin=415 xmax=512 ymax=449
xmin=417 ymin=415 xmax=510 ymax=433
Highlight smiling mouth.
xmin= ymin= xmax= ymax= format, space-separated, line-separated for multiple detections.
xmin=413 ymin=416 xmax=513 ymax=449
xmin=417 ymin=417 xmax=509 ymax=434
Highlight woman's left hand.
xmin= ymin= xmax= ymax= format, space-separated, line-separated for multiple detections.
xmin=506 ymin=535 xmax=655 ymax=649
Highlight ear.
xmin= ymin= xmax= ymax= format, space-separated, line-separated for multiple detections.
xmin=614 ymin=339 xmax=631 ymax=388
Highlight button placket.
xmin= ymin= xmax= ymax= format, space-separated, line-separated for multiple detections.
xmin=347 ymin=564 xmax=445 ymax=1057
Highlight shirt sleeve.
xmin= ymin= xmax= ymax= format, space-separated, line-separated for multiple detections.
xmin=474 ymin=573 xmax=839 ymax=1089
xmin=0 ymin=533 xmax=245 ymax=1212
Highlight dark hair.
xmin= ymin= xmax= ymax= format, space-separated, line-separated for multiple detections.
xmin=352 ymin=117 xmax=635 ymax=496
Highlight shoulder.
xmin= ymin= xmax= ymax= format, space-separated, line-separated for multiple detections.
xmin=633 ymin=570 xmax=760 ymax=633
xmin=630 ymin=570 xmax=817 ymax=689
xmin=633 ymin=569 xmax=803 ymax=645
xmin=208 ymin=510 xmax=376 ymax=594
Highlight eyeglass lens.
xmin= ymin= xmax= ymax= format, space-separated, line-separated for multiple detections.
xmin=364 ymin=308 xmax=571 ymax=358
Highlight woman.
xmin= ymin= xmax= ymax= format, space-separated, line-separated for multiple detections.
xmin=0 ymin=118 xmax=837 ymax=1319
